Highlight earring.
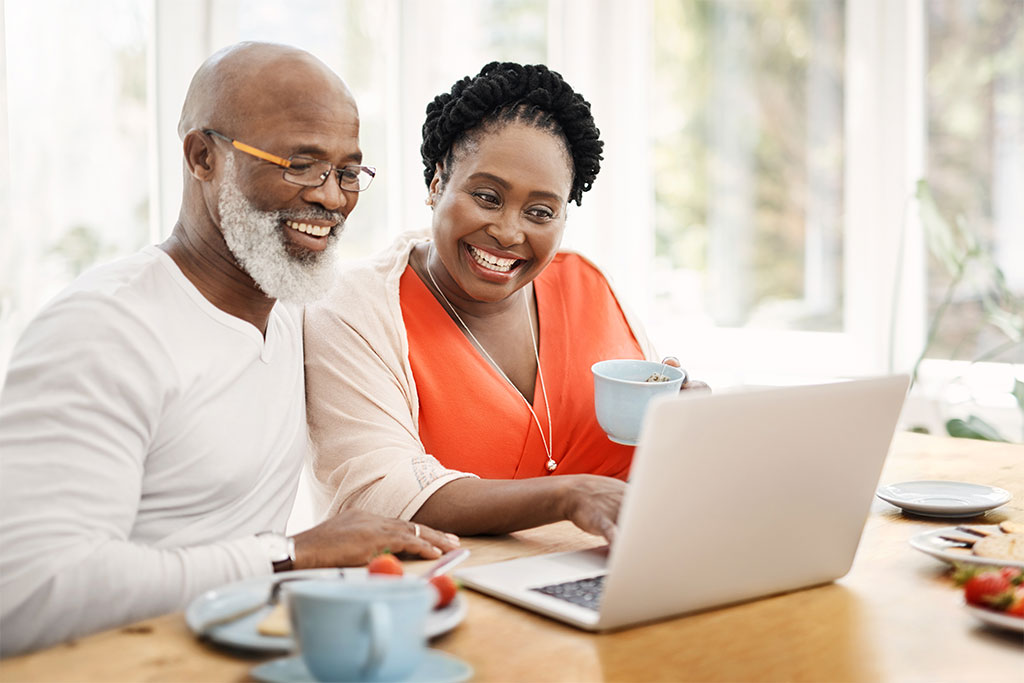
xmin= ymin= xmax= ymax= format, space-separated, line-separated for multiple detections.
xmin=425 ymin=196 xmax=432 ymax=206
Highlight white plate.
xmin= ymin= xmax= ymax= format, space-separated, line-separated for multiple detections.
xmin=965 ymin=604 xmax=1024 ymax=633
xmin=877 ymin=480 xmax=1011 ymax=518
xmin=185 ymin=568 xmax=468 ymax=653
xmin=909 ymin=527 xmax=1024 ymax=569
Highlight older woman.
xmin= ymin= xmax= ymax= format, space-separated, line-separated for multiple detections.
xmin=304 ymin=62 xmax=702 ymax=541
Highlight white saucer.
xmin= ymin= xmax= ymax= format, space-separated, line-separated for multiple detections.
xmin=250 ymin=649 xmax=474 ymax=683
xmin=965 ymin=603 xmax=1024 ymax=634
xmin=876 ymin=480 xmax=1011 ymax=518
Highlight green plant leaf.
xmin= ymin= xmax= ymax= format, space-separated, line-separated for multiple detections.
xmin=945 ymin=415 xmax=1009 ymax=442
xmin=916 ymin=179 xmax=966 ymax=276
xmin=956 ymin=214 xmax=980 ymax=255
xmin=982 ymin=306 xmax=1024 ymax=342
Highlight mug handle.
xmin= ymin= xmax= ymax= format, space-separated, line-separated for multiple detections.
xmin=364 ymin=601 xmax=390 ymax=677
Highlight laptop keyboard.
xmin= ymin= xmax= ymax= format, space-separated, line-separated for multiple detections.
xmin=530 ymin=575 xmax=605 ymax=610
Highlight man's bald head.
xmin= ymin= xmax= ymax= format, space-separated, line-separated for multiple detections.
xmin=178 ymin=42 xmax=355 ymax=140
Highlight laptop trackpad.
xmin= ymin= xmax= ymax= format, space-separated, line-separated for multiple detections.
xmin=534 ymin=544 xmax=610 ymax=577
xmin=455 ymin=546 xmax=610 ymax=628
xmin=459 ymin=544 xmax=609 ymax=589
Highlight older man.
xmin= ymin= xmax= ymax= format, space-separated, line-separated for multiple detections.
xmin=0 ymin=42 xmax=457 ymax=657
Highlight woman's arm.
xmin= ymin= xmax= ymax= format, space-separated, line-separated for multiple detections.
xmin=304 ymin=291 xmax=627 ymax=540
xmin=304 ymin=270 xmax=475 ymax=520
xmin=304 ymin=247 xmax=630 ymax=538
xmin=412 ymin=475 xmax=626 ymax=542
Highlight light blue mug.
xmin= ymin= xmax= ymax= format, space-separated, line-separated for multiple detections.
xmin=592 ymin=359 xmax=685 ymax=445
xmin=286 ymin=577 xmax=432 ymax=682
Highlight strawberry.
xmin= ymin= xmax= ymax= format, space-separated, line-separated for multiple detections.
xmin=1007 ymin=587 xmax=1024 ymax=618
xmin=429 ymin=574 xmax=459 ymax=609
xmin=998 ymin=566 xmax=1023 ymax=586
xmin=367 ymin=553 xmax=404 ymax=576
xmin=963 ymin=570 xmax=1012 ymax=608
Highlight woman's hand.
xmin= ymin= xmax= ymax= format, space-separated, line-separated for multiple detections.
xmin=662 ymin=356 xmax=711 ymax=392
xmin=558 ymin=474 xmax=626 ymax=543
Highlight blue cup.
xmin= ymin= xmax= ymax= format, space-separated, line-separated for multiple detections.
xmin=592 ymin=359 xmax=685 ymax=445
xmin=286 ymin=577 xmax=432 ymax=682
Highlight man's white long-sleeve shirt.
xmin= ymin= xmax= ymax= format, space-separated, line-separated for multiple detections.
xmin=0 ymin=246 xmax=305 ymax=656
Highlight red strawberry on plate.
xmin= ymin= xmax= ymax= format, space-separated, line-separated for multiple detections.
xmin=367 ymin=553 xmax=404 ymax=576
xmin=963 ymin=570 xmax=1011 ymax=607
xmin=998 ymin=566 xmax=1023 ymax=585
xmin=1007 ymin=587 xmax=1024 ymax=618
xmin=429 ymin=574 xmax=459 ymax=609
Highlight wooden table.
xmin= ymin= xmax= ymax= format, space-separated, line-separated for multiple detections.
xmin=2 ymin=433 xmax=1022 ymax=682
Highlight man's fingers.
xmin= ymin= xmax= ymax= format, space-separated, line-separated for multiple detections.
xmin=417 ymin=525 xmax=460 ymax=553
xmin=298 ymin=510 xmax=464 ymax=567
xmin=389 ymin=535 xmax=443 ymax=559
xmin=411 ymin=540 xmax=444 ymax=559
xmin=401 ymin=519 xmax=459 ymax=552
xmin=384 ymin=520 xmax=460 ymax=559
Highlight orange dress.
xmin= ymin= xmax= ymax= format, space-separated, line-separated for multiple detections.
xmin=400 ymin=253 xmax=644 ymax=480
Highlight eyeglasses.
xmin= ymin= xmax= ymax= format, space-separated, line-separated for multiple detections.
xmin=203 ymin=129 xmax=376 ymax=192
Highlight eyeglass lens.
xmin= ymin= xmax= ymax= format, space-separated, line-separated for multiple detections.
xmin=283 ymin=156 xmax=374 ymax=192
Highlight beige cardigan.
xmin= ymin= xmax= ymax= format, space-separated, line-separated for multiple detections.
xmin=303 ymin=230 xmax=658 ymax=521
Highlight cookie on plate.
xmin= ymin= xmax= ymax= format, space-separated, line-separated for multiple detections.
xmin=256 ymin=603 xmax=291 ymax=637
xmin=972 ymin=533 xmax=1024 ymax=561
xmin=998 ymin=520 xmax=1024 ymax=535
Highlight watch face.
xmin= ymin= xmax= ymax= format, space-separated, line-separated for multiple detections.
xmin=257 ymin=532 xmax=290 ymax=562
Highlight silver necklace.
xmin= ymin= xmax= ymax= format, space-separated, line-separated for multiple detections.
xmin=424 ymin=245 xmax=557 ymax=472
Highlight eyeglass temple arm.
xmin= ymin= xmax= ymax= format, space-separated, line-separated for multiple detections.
xmin=230 ymin=140 xmax=292 ymax=168
xmin=203 ymin=129 xmax=292 ymax=169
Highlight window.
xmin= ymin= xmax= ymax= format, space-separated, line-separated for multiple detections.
xmin=3 ymin=0 xmax=1021 ymax=429
xmin=2 ymin=0 xmax=151 ymax=370
xmin=653 ymin=0 xmax=846 ymax=334
xmin=921 ymin=0 xmax=1022 ymax=366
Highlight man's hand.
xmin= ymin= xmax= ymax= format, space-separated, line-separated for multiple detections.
xmin=559 ymin=475 xmax=626 ymax=543
xmin=290 ymin=509 xmax=460 ymax=569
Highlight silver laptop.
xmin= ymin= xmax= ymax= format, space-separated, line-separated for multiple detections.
xmin=454 ymin=375 xmax=910 ymax=631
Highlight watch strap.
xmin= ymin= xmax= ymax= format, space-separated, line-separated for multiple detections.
xmin=256 ymin=531 xmax=295 ymax=573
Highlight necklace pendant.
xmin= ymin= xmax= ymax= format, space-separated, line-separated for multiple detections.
xmin=546 ymin=458 xmax=557 ymax=472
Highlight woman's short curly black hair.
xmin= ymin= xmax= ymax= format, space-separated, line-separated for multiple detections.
xmin=420 ymin=61 xmax=603 ymax=206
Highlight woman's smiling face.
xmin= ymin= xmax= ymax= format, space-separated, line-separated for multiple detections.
xmin=428 ymin=121 xmax=574 ymax=304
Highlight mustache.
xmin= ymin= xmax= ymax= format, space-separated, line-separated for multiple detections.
xmin=278 ymin=207 xmax=345 ymax=225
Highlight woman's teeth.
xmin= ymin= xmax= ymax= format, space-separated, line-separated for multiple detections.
xmin=469 ymin=245 xmax=518 ymax=272
xmin=286 ymin=220 xmax=331 ymax=237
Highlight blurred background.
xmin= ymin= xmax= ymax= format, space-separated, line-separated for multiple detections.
xmin=1 ymin=0 xmax=1022 ymax=441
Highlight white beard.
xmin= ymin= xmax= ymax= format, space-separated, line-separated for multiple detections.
xmin=218 ymin=158 xmax=344 ymax=304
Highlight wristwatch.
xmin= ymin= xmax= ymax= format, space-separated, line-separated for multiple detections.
xmin=256 ymin=531 xmax=295 ymax=573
